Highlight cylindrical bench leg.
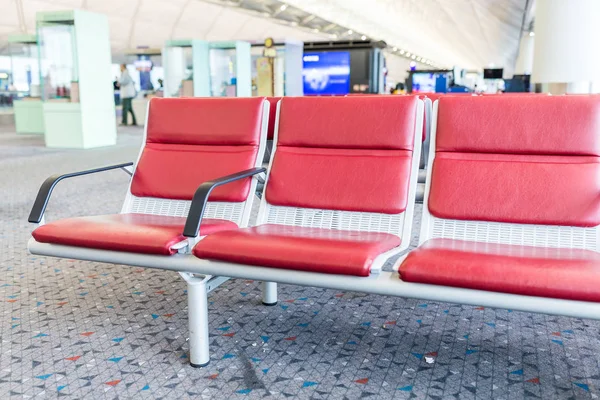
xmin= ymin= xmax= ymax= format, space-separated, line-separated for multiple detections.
xmin=262 ymin=281 xmax=278 ymax=306
xmin=182 ymin=273 xmax=210 ymax=368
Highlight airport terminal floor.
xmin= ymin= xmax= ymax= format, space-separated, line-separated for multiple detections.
xmin=2 ymin=125 xmax=600 ymax=399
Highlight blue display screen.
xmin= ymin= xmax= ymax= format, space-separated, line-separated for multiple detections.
xmin=303 ymin=51 xmax=350 ymax=95
xmin=411 ymin=73 xmax=436 ymax=93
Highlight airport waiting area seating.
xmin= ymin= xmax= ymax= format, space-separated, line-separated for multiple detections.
xmin=27 ymin=94 xmax=600 ymax=369
xmin=29 ymin=97 xmax=268 ymax=256
xmin=193 ymin=95 xmax=423 ymax=278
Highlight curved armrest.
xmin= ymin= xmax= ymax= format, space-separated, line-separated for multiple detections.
xmin=28 ymin=162 xmax=134 ymax=223
xmin=183 ymin=167 xmax=266 ymax=238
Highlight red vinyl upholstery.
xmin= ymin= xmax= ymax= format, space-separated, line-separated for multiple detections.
xmin=435 ymin=96 xmax=600 ymax=156
xmin=428 ymin=96 xmax=600 ymax=226
xmin=130 ymin=97 xmax=265 ymax=201
xmin=32 ymin=214 xmax=237 ymax=255
xmin=400 ymin=239 xmax=600 ymax=302
xmin=193 ymin=224 xmax=401 ymax=276
xmin=265 ymin=96 xmax=419 ymax=214
xmin=266 ymin=97 xmax=281 ymax=140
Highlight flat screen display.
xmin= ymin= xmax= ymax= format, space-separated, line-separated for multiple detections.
xmin=483 ymin=68 xmax=503 ymax=79
xmin=411 ymin=73 xmax=436 ymax=93
xmin=134 ymin=59 xmax=153 ymax=72
xmin=303 ymin=51 xmax=350 ymax=95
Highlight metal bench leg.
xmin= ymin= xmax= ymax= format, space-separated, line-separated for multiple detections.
xmin=180 ymin=272 xmax=210 ymax=368
xmin=262 ymin=281 xmax=278 ymax=306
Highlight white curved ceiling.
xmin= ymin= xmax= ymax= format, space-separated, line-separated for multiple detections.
xmin=0 ymin=0 xmax=327 ymax=51
xmin=0 ymin=0 xmax=532 ymax=81
xmin=285 ymin=0 xmax=532 ymax=72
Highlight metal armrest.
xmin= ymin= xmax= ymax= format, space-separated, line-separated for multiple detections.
xmin=183 ymin=167 xmax=266 ymax=238
xmin=28 ymin=162 xmax=134 ymax=223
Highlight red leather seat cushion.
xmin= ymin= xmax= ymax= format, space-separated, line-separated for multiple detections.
xmin=130 ymin=144 xmax=258 ymax=201
xmin=399 ymin=239 xmax=600 ymax=302
xmin=130 ymin=97 xmax=265 ymax=201
xmin=193 ymin=224 xmax=402 ymax=276
xmin=266 ymin=147 xmax=413 ymax=214
xmin=428 ymin=153 xmax=600 ymax=227
xmin=32 ymin=214 xmax=238 ymax=255
xmin=277 ymin=96 xmax=417 ymax=150
xmin=436 ymin=95 xmax=600 ymax=156
xmin=265 ymin=96 xmax=419 ymax=214
xmin=146 ymin=97 xmax=263 ymax=146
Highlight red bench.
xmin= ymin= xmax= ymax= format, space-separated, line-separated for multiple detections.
xmin=182 ymin=94 xmax=600 ymax=365
xmin=28 ymin=95 xmax=424 ymax=367
xmin=29 ymin=94 xmax=600 ymax=370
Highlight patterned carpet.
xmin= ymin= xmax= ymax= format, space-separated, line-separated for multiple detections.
xmin=1 ymin=125 xmax=600 ymax=399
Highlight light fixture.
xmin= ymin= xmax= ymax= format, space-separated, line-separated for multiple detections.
xmin=406 ymin=52 xmax=411 ymax=57
xmin=361 ymin=35 xmax=367 ymax=40
xmin=411 ymin=55 xmax=416 ymax=59
xmin=348 ymin=29 xmax=353 ymax=34
xmin=313 ymin=28 xmax=320 ymax=33
xmin=416 ymin=57 xmax=421 ymax=62
xmin=529 ymin=31 xmax=535 ymax=37
xmin=280 ymin=4 xmax=288 ymax=11
xmin=399 ymin=49 xmax=405 ymax=54
xmin=331 ymin=33 xmax=338 ymax=39
xmin=392 ymin=46 xmax=398 ymax=51
xmin=290 ymin=21 xmax=298 ymax=26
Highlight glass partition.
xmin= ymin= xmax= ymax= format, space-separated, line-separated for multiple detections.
xmin=209 ymin=48 xmax=237 ymax=97
xmin=8 ymin=41 xmax=40 ymax=97
xmin=37 ymin=22 xmax=78 ymax=101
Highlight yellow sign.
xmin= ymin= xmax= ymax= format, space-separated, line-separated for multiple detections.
xmin=263 ymin=37 xmax=277 ymax=58
xmin=256 ymin=57 xmax=274 ymax=96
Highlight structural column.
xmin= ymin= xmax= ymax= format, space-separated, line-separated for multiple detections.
xmin=514 ymin=33 xmax=534 ymax=76
xmin=532 ymin=0 xmax=600 ymax=94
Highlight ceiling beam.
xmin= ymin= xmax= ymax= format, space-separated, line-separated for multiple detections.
xmin=301 ymin=15 xmax=316 ymax=24
xmin=15 ymin=0 xmax=27 ymax=33
xmin=170 ymin=0 xmax=193 ymax=39
xmin=127 ymin=0 xmax=143 ymax=49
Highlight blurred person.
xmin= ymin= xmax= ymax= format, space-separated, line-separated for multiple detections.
xmin=394 ymin=82 xmax=406 ymax=94
xmin=119 ymin=64 xmax=137 ymax=126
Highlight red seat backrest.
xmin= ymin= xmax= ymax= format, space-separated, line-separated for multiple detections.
xmin=266 ymin=97 xmax=281 ymax=140
xmin=428 ymin=95 xmax=600 ymax=227
xmin=130 ymin=97 xmax=265 ymax=201
xmin=265 ymin=96 xmax=420 ymax=214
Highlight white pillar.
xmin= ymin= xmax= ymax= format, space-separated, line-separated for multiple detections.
xmin=514 ymin=34 xmax=534 ymax=75
xmin=532 ymin=0 xmax=600 ymax=94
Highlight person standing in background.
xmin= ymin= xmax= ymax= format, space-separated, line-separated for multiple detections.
xmin=119 ymin=64 xmax=137 ymax=126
